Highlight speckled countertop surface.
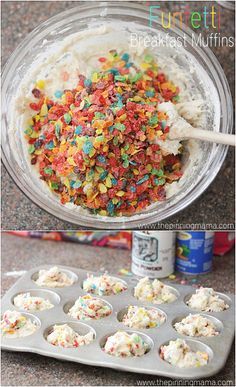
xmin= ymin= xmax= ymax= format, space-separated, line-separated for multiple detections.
xmin=1 ymin=233 xmax=235 ymax=386
xmin=1 ymin=1 xmax=235 ymax=230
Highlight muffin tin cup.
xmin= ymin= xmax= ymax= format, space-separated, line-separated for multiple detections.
xmin=117 ymin=306 xmax=167 ymax=328
xmin=172 ymin=313 xmax=224 ymax=338
xmin=184 ymin=291 xmax=232 ymax=311
xmin=31 ymin=269 xmax=78 ymax=288
xmin=12 ymin=289 xmax=61 ymax=310
xmin=44 ymin=321 xmax=96 ymax=347
xmin=1 ymin=265 xmax=235 ymax=379
xmin=63 ymin=298 xmax=113 ymax=321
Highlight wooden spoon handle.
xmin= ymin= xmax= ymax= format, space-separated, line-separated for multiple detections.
xmin=185 ymin=128 xmax=235 ymax=146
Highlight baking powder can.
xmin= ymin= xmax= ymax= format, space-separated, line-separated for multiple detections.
xmin=175 ymin=231 xmax=215 ymax=275
xmin=131 ymin=231 xmax=176 ymax=278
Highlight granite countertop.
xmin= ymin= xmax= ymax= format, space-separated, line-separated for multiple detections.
xmin=1 ymin=1 xmax=235 ymax=230
xmin=1 ymin=233 xmax=235 ymax=386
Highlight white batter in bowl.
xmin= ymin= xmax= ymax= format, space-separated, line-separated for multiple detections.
xmin=2 ymin=3 xmax=232 ymax=227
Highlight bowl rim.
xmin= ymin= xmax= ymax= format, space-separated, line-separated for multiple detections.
xmin=1 ymin=1 xmax=233 ymax=228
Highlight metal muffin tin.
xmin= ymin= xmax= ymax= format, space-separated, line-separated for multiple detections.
xmin=1 ymin=265 xmax=235 ymax=379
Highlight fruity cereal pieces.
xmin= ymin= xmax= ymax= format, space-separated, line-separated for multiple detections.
xmin=25 ymin=50 xmax=183 ymax=216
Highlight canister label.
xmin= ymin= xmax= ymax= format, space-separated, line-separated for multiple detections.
xmin=176 ymin=231 xmax=214 ymax=274
xmin=132 ymin=231 xmax=175 ymax=278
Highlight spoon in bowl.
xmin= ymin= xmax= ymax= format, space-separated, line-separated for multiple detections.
xmin=158 ymin=102 xmax=235 ymax=147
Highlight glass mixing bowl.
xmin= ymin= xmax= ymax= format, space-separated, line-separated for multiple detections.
xmin=217 ymin=1 xmax=235 ymax=11
xmin=2 ymin=2 xmax=233 ymax=229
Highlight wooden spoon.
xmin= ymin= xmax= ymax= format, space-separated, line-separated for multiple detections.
xmin=169 ymin=119 xmax=235 ymax=146
xmin=159 ymin=102 xmax=235 ymax=146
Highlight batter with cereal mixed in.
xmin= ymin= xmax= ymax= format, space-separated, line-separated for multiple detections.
xmin=1 ymin=310 xmax=38 ymax=338
xmin=22 ymin=50 xmax=185 ymax=216
xmin=160 ymin=338 xmax=209 ymax=368
xmin=122 ymin=305 xmax=166 ymax=329
xmin=187 ymin=287 xmax=229 ymax=312
xmin=68 ymin=295 xmax=112 ymax=320
xmin=11 ymin=23 xmax=210 ymax=218
xmin=13 ymin=292 xmax=54 ymax=312
xmin=47 ymin=324 xmax=94 ymax=348
xmin=35 ymin=266 xmax=74 ymax=288
xmin=83 ymin=273 xmax=127 ymax=296
xmin=104 ymin=331 xmax=149 ymax=357
xmin=134 ymin=277 xmax=177 ymax=304
xmin=174 ymin=314 xmax=219 ymax=337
